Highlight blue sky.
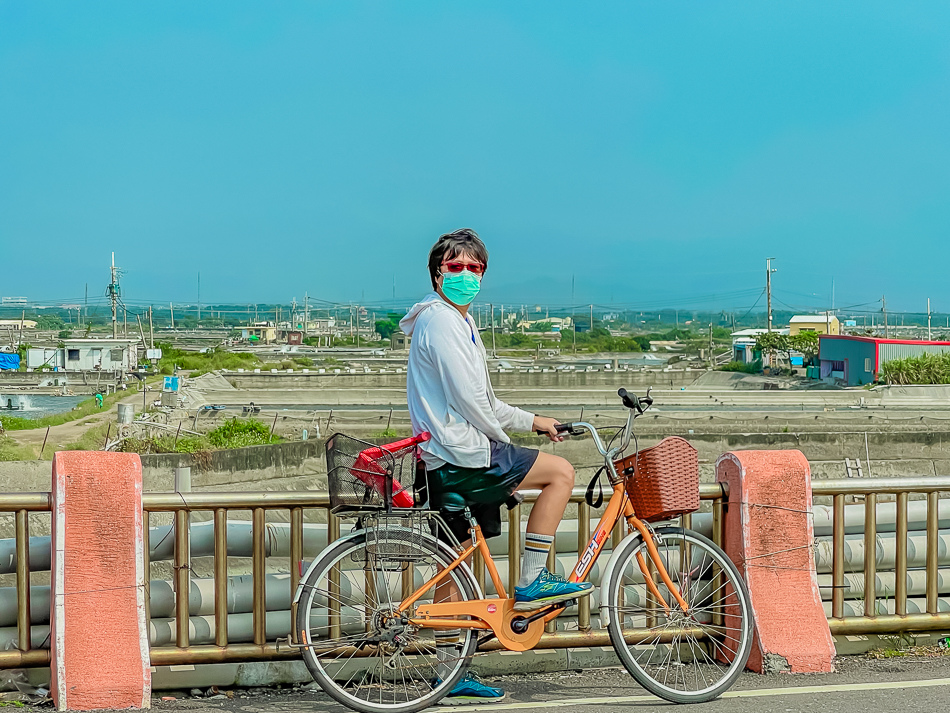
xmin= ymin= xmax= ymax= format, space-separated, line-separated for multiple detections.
xmin=1 ymin=2 xmax=948 ymax=314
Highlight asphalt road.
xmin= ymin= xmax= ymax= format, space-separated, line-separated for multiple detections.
xmin=141 ymin=655 xmax=950 ymax=713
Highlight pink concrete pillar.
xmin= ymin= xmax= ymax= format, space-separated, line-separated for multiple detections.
xmin=51 ymin=452 xmax=151 ymax=710
xmin=716 ymin=450 xmax=835 ymax=673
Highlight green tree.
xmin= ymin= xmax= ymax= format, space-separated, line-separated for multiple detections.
xmin=754 ymin=332 xmax=791 ymax=365
xmin=789 ymin=332 xmax=819 ymax=362
xmin=374 ymin=319 xmax=400 ymax=340
xmin=374 ymin=312 xmax=403 ymax=340
xmin=34 ymin=314 xmax=65 ymax=330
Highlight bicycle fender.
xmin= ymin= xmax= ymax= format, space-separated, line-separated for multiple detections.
xmin=597 ymin=531 xmax=644 ymax=628
xmin=292 ymin=525 xmax=483 ymax=604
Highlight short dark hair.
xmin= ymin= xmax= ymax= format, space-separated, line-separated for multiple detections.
xmin=427 ymin=228 xmax=489 ymax=289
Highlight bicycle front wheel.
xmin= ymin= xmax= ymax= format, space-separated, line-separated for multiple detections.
xmin=295 ymin=528 xmax=479 ymax=713
xmin=604 ymin=527 xmax=752 ymax=703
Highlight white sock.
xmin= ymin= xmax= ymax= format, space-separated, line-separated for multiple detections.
xmin=518 ymin=532 xmax=554 ymax=588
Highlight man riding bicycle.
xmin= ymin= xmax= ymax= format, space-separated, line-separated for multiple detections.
xmin=399 ymin=228 xmax=593 ymax=704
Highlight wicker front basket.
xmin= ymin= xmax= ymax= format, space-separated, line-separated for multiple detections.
xmin=614 ymin=436 xmax=699 ymax=523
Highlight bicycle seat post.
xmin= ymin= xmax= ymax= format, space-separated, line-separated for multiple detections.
xmin=464 ymin=506 xmax=479 ymax=545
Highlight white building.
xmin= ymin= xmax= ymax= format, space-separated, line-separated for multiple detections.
xmin=731 ymin=328 xmax=789 ymax=363
xmin=27 ymin=339 xmax=139 ymax=372
xmin=0 ymin=319 xmax=37 ymax=330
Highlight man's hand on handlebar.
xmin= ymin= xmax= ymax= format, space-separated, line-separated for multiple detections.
xmin=532 ymin=415 xmax=565 ymax=442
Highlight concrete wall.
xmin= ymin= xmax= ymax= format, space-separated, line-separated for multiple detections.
xmin=220 ymin=369 xmax=703 ymax=390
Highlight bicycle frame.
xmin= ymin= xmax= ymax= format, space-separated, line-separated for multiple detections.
xmin=401 ymin=411 xmax=691 ymax=651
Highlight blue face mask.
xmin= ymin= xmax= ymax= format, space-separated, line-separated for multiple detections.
xmin=441 ymin=271 xmax=481 ymax=306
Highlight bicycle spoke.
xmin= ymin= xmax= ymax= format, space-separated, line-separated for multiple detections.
xmin=608 ymin=529 xmax=752 ymax=702
xmin=297 ymin=530 xmax=477 ymax=711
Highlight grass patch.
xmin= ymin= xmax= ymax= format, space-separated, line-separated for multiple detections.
xmin=157 ymin=343 xmax=262 ymax=376
xmin=119 ymin=418 xmax=281 ymax=455
xmin=867 ymin=642 xmax=950 ymax=659
xmin=0 ymin=436 xmax=37 ymax=461
xmin=58 ymin=421 xmax=115 ymax=454
xmin=372 ymin=428 xmax=399 ymax=439
xmin=718 ymin=360 xmax=763 ymax=374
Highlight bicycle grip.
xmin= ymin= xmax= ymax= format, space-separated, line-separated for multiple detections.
xmin=535 ymin=423 xmax=575 ymax=436
xmin=618 ymin=388 xmax=642 ymax=412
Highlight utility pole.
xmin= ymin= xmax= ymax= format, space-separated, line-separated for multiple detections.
xmin=304 ymin=293 xmax=309 ymax=337
xmin=882 ymin=295 xmax=888 ymax=338
xmin=928 ymin=298 xmax=932 ymax=341
xmin=148 ymin=306 xmax=154 ymax=349
xmin=766 ymin=258 xmax=776 ymax=333
xmin=500 ymin=305 xmax=505 ymax=332
xmin=83 ymin=283 xmax=88 ymax=328
xmin=490 ymin=304 xmax=496 ymax=355
xmin=170 ymin=302 xmax=175 ymax=329
xmin=197 ymin=272 xmax=201 ymax=323
xmin=123 ymin=308 xmax=127 ymax=338
xmin=109 ymin=252 xmax=119 ymax=338
xmin=709 ymin=323 xmax=714 ymax=366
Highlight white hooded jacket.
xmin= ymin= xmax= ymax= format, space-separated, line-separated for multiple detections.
xmin=399 ymin=293 xmax=535 ymax=468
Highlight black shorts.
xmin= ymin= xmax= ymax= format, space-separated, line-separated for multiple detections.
xmin=423 ymin=441 xmax=540 ymax=545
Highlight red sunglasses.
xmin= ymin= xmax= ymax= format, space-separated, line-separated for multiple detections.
xmin=442 ymin=261 xmax=485 ymax=276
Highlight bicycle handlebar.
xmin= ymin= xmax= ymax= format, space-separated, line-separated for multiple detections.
xmin=535 ymin=388 xmax=653 ymax=464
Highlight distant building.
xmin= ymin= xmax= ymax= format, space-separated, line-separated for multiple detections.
xmin=302 ymin=318 xmax=336 ymax=333
xmin=731 ymin=328 xmax=788 ymax=363
xmin=391 ymin=331 xmax=410 ymax=351
xmin=1 ymin=297 xmax=27 ymax=305
xmin=789 ymin=315 xmax=840 ymax=336
xmin=517 ymin=317 xmax=572 ymax=332
xmin=0 ymin=319 xmax=37 ymax=330
xmin=240 ymin=323 xmax=277 ymax=344
xmin=819 ymin=335 xmax=950 ymax=386
xmin=26 ymin=339 xmax=139 ymax=373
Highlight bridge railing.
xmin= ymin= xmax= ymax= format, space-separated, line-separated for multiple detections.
xmin=1 ymin=474 xmax=948 ymax=669
xmin=142 ymin=484 xmax=727 ymax=664
xmin=813 ymin=476 xmax=950 ymax=635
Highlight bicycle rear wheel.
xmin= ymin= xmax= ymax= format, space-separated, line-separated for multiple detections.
xmin=604 ymin=527 xmax=752 ymax=703
xmin=295 ymin=527 xmax=479 ymax=713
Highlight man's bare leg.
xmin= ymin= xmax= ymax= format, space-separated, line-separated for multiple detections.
xmin=516 ymin=452 xmax=576 ymax=535
xmin=514 ymin=452 xmax=575 ymax=587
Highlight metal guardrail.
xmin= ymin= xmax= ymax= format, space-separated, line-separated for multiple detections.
xmin=3 ymin=476 xmax=946 ymax=671
xmin=814 ymin=477 xmax=950 ymax=635
xmin=143 ymin=484 xmax=727 ymax=664
xmin=0 ymin=493 xmax=52 ymax=669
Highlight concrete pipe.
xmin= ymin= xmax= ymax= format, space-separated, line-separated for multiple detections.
xmin=816 ymin=569 xmax=950 ymax=602
xmin=814 ymin=529 xmax=950 ymax=574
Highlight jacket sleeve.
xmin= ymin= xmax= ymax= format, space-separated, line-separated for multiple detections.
xmin=422 ymin=317 xmax=511 ymax=442
xmin=493 ymin=396 xmax=535 ymax=433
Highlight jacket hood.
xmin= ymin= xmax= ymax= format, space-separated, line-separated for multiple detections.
xmin=399 ymin=292 xmax=453 ymax=336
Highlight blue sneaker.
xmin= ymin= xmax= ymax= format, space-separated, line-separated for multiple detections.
xmin=436 ymin=673 xmax=505 ymax=706
xmin=514 ymin=569 xmax=594 ymax=611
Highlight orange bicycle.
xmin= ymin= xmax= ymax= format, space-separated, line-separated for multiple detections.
xmin=294 ymin=388 xmax=752 ymax=712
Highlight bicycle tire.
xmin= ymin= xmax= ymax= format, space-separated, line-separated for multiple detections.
xmin=295 ymin=529 xmax=479 ymax=713
xmin=604 ymin=527 xmax=752 ymax=704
